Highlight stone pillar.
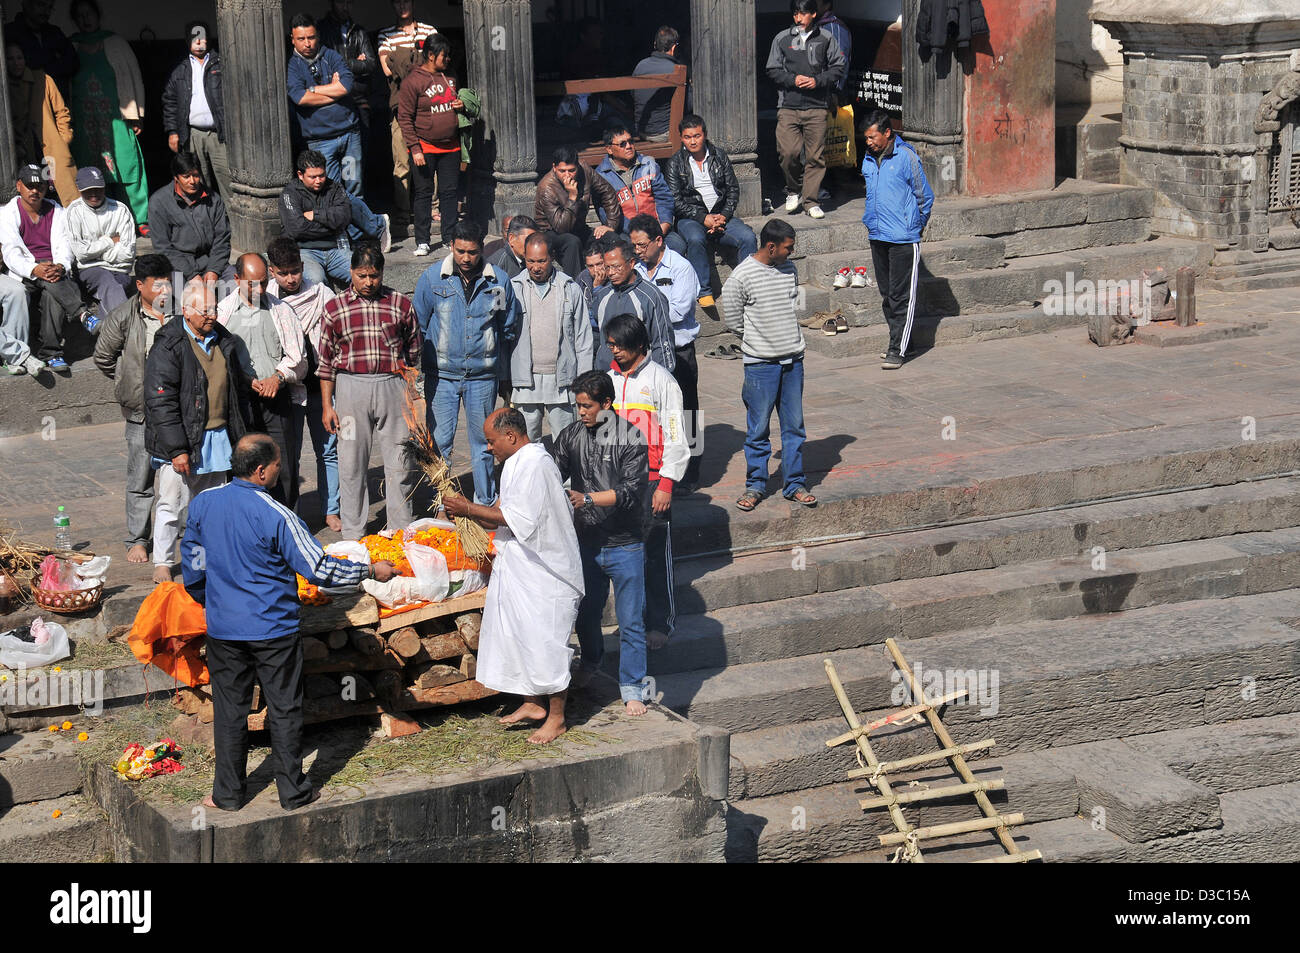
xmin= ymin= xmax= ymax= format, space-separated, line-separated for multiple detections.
xmin=902 ymin=0 xmax=966 ymax=197
xmin=691 ymin=0 xmax=761 ymax=218
xmin=217 ymin=0 xmax=293 ymax=255
xmin=463 ymin=0 xmax=537 ymax=225
xmin=0 ymin=17 xmax=17 ymax=204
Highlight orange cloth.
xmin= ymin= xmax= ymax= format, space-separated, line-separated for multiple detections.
xmin=128 ymin=582 xmax=209 ymax=687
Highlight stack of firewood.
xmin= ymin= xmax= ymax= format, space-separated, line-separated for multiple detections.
xmin=169 ymin=590 xmax=492 ymax=743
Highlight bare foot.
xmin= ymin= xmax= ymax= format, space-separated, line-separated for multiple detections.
xmin=499 ymin=701 xmax=548 ymax=724
xmin=528 ymin=719 xmax=567 ymax=744
xmin=325 ymin=515 xmax=342 ymax=533
xmin=152 ymin=565 xmax=172 ymax=585
xmin=126 ymin=544 xmax=148 ymax=564
xmin=202 ymin=794 xmax=216 ymax=809
xmin=625 ymin=699 xmax=647 ymax=716
xmin=647 ymin=629 xmax=670 ymax=650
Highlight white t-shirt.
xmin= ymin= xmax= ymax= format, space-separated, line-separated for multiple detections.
xmin=689 ymin=150 xmax=719 ymax=212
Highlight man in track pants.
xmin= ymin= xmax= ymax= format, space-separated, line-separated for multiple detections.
xmin=860 ymin=107 xmax=934 ymax=371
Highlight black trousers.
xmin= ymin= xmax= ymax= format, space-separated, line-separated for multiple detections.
xmin=869 ymin=239 xmax=921 ymax=357
xmin=206 ymin=633 xmax=314 ymax=810
xmin=250 ymin=391 xmax=301 ymax=510
xmin=29 ymin=277 xmax=84 ymax=360
xmin=411 ymin=150 xmax=460 ymax=246
xmin=550 ymin=226 xmax=592 ymax=279
xmin=644 ymin=478 xmax=676 ymax=635
xmin=672 ymin=340 xmax=701 ymax=486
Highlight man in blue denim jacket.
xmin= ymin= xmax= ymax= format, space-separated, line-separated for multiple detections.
xmin=413 ymin=220 xmax=521 ymax=504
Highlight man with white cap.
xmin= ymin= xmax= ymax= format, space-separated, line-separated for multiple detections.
xmin=65 ymin=166 xmax=137 ymax=315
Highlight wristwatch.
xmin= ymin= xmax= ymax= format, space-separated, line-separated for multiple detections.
xmin=583 ymin=493 xmax=594 ymax=508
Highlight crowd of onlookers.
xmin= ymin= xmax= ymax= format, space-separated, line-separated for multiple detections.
xmin=2 ymin=0 xmax=940 ymax=691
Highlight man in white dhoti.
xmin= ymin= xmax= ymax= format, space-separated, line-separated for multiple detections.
xmin=443 ymin=406 xmax=584 ymax=744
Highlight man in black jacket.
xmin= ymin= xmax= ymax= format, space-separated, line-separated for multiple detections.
xmin=7 ymin=0 xmax=78 ymax=95
xmin=318 ymin=0 xmax=377 ymax=130
xmin=280 ymin=149 xmax=354 ymax=286
xmin=549 ymin=369 xmax=651 ymax=715
xmin=664 ymin=114 xmax=758 ymax=308
xmin=631 ymin=25 xmax=683 ymax=143
xmin=148 ymin=151 xmax=234 ymax=283
xmin=93 ymin=254 xmax=173 ymax=566
xmin=144 ymin=277 xmax=252 ymax=584
xmin=161 ymin=21 xmax=230 ymax=204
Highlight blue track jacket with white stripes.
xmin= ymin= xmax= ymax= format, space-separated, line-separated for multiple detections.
xmin=181 ymin=479 xmax=370 ymax=641
xmin=861 ymin=136 xmax=934 ymax=245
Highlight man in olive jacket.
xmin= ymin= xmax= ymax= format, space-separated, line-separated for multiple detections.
xmin=143 ymin=277 xmax=252 ymax=583
xmin=93 ymin=254 xmax=174 ymax=565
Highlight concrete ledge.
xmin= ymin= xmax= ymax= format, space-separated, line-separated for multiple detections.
xmin=1126 ymin=781 xmax=1300 ymax=862
xmin=89 ymin=706 xmax=729 ymax=863
xmin=0 ymin=793 xmax=111 ymax=862
xmin=1125 ymin=713 xmax=1300 ymax=794
xmin=0 ymin=732 xmax=83 ymax=806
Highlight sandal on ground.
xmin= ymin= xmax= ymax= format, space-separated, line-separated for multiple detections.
xmin=736 ymin=489 xmax=764 ymax=511
xmin=727 ymin=343 xmax=744 ymax=357
xmin=785 ymin=488 xmax=818 ymax=507
xmin=703 ymin=344 xmax=737 ymax=360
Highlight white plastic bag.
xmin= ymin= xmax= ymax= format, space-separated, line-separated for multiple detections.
xmin=406 ymin=517 xmax=456 ymax=534
xmin=453 ymin=569 xmax=489 ymax=596
xmin=404 ymin=542 xmax=449 ymax=603
xmin=362 ymin=575 xmax=425 ymax=609
xmin=320 ymin=541 xmax=371 ymax=595
xmin=0 ymin=618 xmax=70 ymax=669
xmin=73 ymin=555 xmax=111 ymax=587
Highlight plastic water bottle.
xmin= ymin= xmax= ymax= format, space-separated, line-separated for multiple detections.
xmin=53 ymin=506 xmax=71 ymax=550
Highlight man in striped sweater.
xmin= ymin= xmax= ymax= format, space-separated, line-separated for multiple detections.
xmin=721 ymin=218 xmax=817 ymax=510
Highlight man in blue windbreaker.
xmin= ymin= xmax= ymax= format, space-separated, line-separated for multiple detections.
xmin=860 ymin=107 xmax=934 ymax=371
xmin=181 ymin=433 xmax=396 ymax=812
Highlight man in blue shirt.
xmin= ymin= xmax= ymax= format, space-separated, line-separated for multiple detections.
xmin=287 ymin=14 xmax=364 ymax=198
xmin=413 ymin=220 xmax=521 ymax=504
xmin=182 ymin=433 xmax=396 ymax=812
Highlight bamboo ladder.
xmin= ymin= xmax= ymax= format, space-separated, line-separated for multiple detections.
xmin=823 ymin=638 xmax=1043 ymax=864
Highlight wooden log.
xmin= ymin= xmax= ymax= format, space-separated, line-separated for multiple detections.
xmin=454 ymin=612 xmax=481 ymax=650
xmin=416 ymin=664 xmax=467 ymax=690
xmin=374 ymin=589 xmax=486 ymax=633
xmin=373 ymin=670 xmax=403 ymax=703
xmin=419 ymin=632 xmax=469 ymax=662
xmin=302 ymin=636 xmax=329 ymax=661
xmin=380 ymin=711 xmax=422 ymax=738
xmin=306 ymin=675 xmax=339 ymax=699
xmin=459 ymin=652 xmax=476 ymax=679
xmin=303 ymin=648 xmax=403 ymax=675
xmin=326 ymin=629 xmax=349 ymax=650
xmin=340 ymin=672 xmax=376 ymax=701
xmin=402 ymin=679 xmax=495 ymax=708
xmin=388 ymin=626 xmax=423 ymax=659
xmin=299 ymin=590 xmax=380 ymax=635
xmin=251 ymin=685 xmax=263 ymax=713
xmin=350 ymin=627 xmax=384 ymax=656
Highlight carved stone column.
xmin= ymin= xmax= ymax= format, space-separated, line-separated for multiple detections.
xmin=0 ymin=17 xmax=17 ymax=204
xmin=463 ymin=0 xmax=537 ymax=224
xmin=691 ymin=0 xmax=761 ymax=218
xmin=217 ymin=0 xmax=293 ymax=255
xmin=902 ymin=0 xmax=966 ymax=197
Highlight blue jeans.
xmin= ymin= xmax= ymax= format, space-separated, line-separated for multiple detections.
xmin=309 ymin=128 xmax=364 ymax=197
xmin=676 ymin=217 xmax=758 ymax=292
xmin=300 ymin=247 xmax=353 ymax=286
xmin=741 ymin=359 xmax=807 ymax=496
xmin=348 ymin=193 xmax=384 ymax=244
xmin=305 ymin=389 xmax=340 ymax=517
xmin=428 ymin=376 xmax=499 ymax=504
xmin=576 ymin=541 xmax=648 ymax=703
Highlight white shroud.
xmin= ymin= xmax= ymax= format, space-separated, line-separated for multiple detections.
xmin=477 ymin=442 xmax=584 ymax=696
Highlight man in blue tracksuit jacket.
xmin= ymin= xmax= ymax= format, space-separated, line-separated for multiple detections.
xmin=412 ymin=220 xmax=521 ymax=505
xmin=860 ymin=107 xmax=934 ymax=370
xmin=181 ymin=433 xmax=396 ymax=812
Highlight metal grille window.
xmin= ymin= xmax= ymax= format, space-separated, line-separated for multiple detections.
xmin=1267 ymin=109 xmax=1300 ymax=212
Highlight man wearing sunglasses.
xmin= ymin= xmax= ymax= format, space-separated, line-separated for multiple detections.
xmin=593 ymin=121 xmax=686 ymax=258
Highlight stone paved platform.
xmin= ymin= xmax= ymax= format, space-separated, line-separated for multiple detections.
xmin=1 ymin=285 xmax=1298 ymax=628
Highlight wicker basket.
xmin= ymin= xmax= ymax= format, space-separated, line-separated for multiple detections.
xmin=32 ymin=584 xmax=103 ymax=615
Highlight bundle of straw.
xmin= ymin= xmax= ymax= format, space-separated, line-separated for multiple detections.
xmin=398 ymin=370 xmax=493 ymax=563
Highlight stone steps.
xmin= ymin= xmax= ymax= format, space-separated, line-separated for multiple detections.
xmin=621 ymin=524 xmax=1300 ymax=680
xmin=0 ymin=730 xmax=84 ymax=807
xmin=655 ymin=591 xmax=1300 ymax=737
xmin=1202 ymin=268 xmax=1300 ymax=293
xmin=0 ymin=793 xmax=111 ymax=862
xmin=669 ymin=413 xmax=1300 ymax=559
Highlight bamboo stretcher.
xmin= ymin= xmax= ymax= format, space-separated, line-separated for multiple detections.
xmin=823 ymin=638 xmax=1044 ymax=864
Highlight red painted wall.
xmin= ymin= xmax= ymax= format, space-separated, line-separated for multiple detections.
xmin=965 ymin=0 xmax=1056 ymax=196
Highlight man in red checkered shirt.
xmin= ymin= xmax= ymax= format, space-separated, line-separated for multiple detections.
xmin=318 ymin=243 xmax=424 ymax=540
